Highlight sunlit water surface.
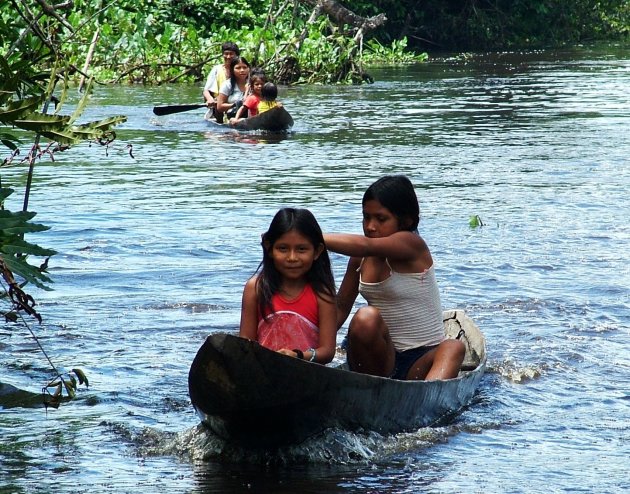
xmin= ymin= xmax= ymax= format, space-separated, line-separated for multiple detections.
xmin=1 ymin=46 xmax=629 ymax=493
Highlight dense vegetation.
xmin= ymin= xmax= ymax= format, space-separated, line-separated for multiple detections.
xmin=355 ymin=0 xmax=628 ymax=51
xmin=1 ymin=0 xmax=126 ymax=404
xmin=3 ymin=1 xmax=626 ymax=86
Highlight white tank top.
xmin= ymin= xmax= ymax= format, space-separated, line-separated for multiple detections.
xmin=358 ymin=260 xmax=444 ymax=351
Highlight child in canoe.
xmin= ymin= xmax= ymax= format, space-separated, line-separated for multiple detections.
xmin=202 ymin=41 xmax=240 ymax=123
xmin=239 ymin=208 xmax=337 ymax=364
xmin=229 ymin=72 xmax=265 ymax=126
xmin=258 ymin=82 xmax=283 ymax=114
xmin=216 ymin=56 xmax=250 ymax=122
xmin=324 ymin=175 xmax=465 ymax=380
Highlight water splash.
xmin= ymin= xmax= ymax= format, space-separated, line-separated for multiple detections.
xmin=491 ymin=359 xmax=544 ymax=383
xmin=128 ymin=421 xmax=498 ymax=466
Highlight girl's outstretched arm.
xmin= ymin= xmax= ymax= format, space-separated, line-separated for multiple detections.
xmin=239 ymin=276 xmax=259 ymax=340
xmin=324 ymin=231 xmax=427 ymax=262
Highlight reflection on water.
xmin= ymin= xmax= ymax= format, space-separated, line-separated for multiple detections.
xmin=1 ymin=46 xmax=628 ymax=493
xmin=209 ymin=131 xmax=295 ymax=146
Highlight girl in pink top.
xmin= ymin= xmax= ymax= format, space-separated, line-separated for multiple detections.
xmin=239 ymin=208 xmax=337 ymax=364
xmin=229 ymin=73 xmax=265 ymax=126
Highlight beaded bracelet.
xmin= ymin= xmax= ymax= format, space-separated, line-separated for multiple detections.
xmin=308 ymin=348 xmax=317 ymax=362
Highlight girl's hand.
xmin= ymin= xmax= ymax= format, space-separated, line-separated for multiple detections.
xmin=277 ymin=348 xmax=300 ymax=358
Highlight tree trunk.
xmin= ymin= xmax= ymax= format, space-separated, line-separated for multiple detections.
xmin=298 ymin=0 xmax=387 ymax=34
xmin=277 ymin=0 xmax=388 ymax=84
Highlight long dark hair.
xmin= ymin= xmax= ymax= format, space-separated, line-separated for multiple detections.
xmin=256 ymin=208 xmax=335 ymax=319
xmin=228 ymin=56 xmax=250 ymax=93
xmin=363 ymin=175 xmax=420 ymax=231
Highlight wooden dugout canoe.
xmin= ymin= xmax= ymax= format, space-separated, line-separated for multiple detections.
xmin=206 ymin=106 xmax=294 ymax=132
xmin=188 ymin=309 xmax=486 ymax=447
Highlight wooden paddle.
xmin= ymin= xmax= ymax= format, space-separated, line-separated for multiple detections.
xmin=152 ymin=103 xmax=207 ymax=116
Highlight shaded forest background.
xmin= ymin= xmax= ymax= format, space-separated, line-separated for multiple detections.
xmin=361 ymin=0 xmax=628 ymax=50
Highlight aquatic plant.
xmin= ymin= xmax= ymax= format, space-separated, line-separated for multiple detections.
xmin=1 ymin=1 xmax=127 ymax=407
xmin=469 ymin=215 xmax=484 ymax=228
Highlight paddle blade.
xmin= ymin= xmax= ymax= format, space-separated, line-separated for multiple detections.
xmin=152 ymin=104 xmax=206 ymax=116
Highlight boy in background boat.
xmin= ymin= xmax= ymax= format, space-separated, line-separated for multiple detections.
xmin=202 ymin=41 xmax=239 ymax=123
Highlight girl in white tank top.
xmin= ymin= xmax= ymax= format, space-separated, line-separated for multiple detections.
xmin=358 ymin=258 xmax=444 ymax=351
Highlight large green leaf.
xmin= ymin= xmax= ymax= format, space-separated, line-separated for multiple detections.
xmin=0 ymin=237 xmax=56 ymax=256
xmin=68 ymin=76 xmax=92 ymax=123
xmin=0 ymin=222 xmax=50 ymax=234
xmin=14 ymin=112 xmax=71 ymax=131
xmin=0 ymin=95 xmax=45 ymax=122
xmin=81 ymin=115 xmax=128 ymax=131
xmin=1 ymin=254 xmax=53 ymax=290
xmin=70 ymin=116 xmax=128 ymax=141
xmin=6 ymin=108 xmax=127 ymax=146
xmin=0 ymin=189 xmax=54 ymax=289
xmin=0 ymin=209 xmax=37 ymax=221
xmin=38 ymin=127 xmax=84 ymax=146
xmin=0 ymin=131 xmax=18 ymax=150
xmin=0 ymin=187 xmax=15 ymax=203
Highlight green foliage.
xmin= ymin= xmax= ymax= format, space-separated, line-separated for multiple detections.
xmin=0 ymin=61 xmax=127 ymax=147
xmin=1 ymin=1 xmax=628 ymax=87
xmin=2 ymin=0 xmax=424 ymax=85
xmin=0 ymin=189 xmax=56 ymax=291
xmin=168 ymin=0 xmax=267 ymax=31
xmin=469 ymin=215 xmax=484 ymax=228
xmin=354 ymin=0 xmax=629 ymax=50
xmin=0 ymin=0 xmax=118 ymax=406
xmin=0 ymin=2 xmax=127 ymax=295
xmin=43 ymin=368 xmax=89 ymax=409
xmin=1 ymin=9 xmax=127 ymax=147
xmin=363 ymin=38 xmax=428 ymax=65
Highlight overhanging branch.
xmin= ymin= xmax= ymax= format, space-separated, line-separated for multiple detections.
xmin=298 ymin=0 xmax=387 ymax=34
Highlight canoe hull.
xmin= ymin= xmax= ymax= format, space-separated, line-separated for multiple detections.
xmin=231 ymin=106 xmax=294 ymax=132
xmin=188 ymin=309 xmax=486 ymax=447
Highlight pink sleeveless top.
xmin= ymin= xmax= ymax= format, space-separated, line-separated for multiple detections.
xmin=257 ymin=283 xmax=319 ymax=351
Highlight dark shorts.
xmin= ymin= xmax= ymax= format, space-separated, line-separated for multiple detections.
xmin=391 ymin=345 xmax=438 ymax=380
